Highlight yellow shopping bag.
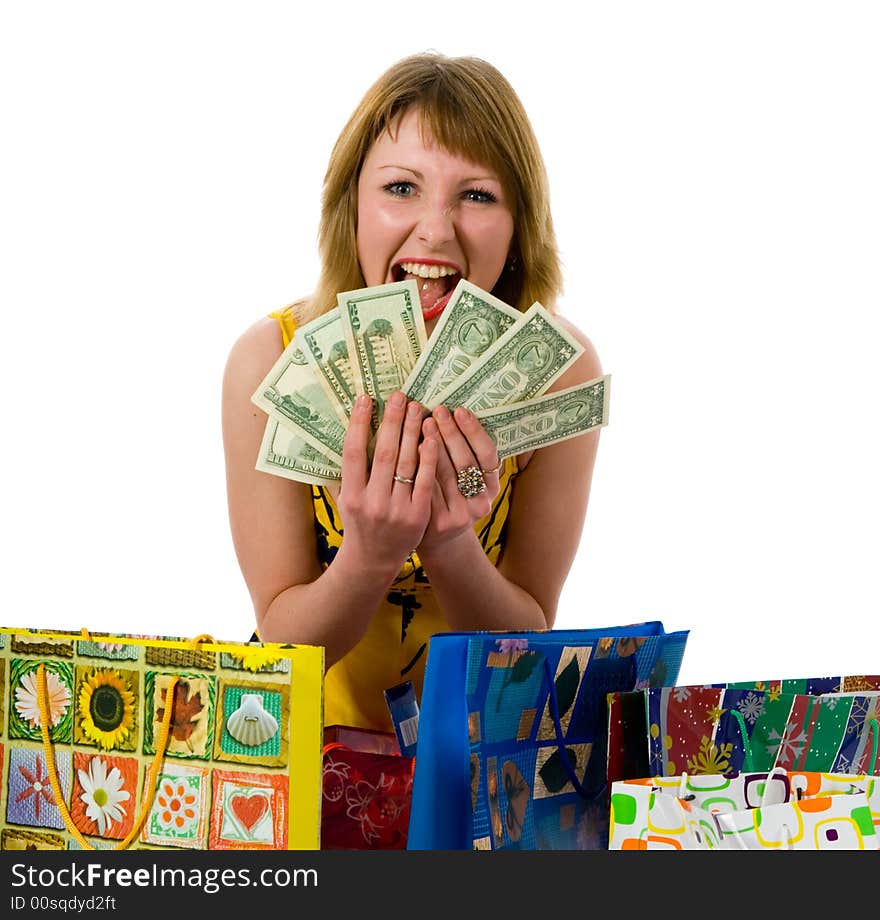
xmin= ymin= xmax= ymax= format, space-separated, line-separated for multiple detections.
xmin=0 ymin=625 xmax=323 ymax=850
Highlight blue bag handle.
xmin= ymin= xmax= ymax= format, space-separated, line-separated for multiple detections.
xmin=541 ymin=655 xmax=590 ymax=798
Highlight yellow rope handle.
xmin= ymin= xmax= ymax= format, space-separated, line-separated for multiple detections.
xmin=80 ymin=629 xmax=215 ymax=650
xmin=37 ymin=662 xmax=179 ymax=850
xmin=188 ymin=634 xmax=215 ymax=648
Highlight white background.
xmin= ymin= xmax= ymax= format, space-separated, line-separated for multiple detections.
xmin=2 ymin=2 xmax=877 ymax=685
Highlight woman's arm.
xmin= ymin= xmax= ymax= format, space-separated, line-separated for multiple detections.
xmin=221 ymin=318 xmax=436 ymax=667
xmin=417 ymin=318 xmax=602 ymax=630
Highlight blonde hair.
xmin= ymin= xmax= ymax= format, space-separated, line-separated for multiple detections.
xmin=293 ymin=52 xmax=562 ymax=324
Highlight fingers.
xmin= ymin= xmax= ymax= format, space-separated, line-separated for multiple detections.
xmin=422 ymin=415 xmax=458 ymax=509
xmin=412 ymin=435 xmax=439 ymax=508
xmin=340 ymin=394 xmax=372 ymax=493
xmin=391 ymin=399 xmax=425 ymax=495
xmin=431 ymin=405 xmax=479 ymax=473
xmin=369 ymin=391 xmax=409 ymax=490
xmin=452 ymin=406 xmax=502 ymax=483
xmin=432 ymin=405 xmax=502 ymax=488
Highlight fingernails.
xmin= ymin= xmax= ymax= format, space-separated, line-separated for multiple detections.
xmin=355 ymin=394 xmax=371 ymax=414
xmin=454 ymin=406 xmax=473 ymax=424
xmin=434 ymin=405 xmax=450 ymax=421
xmin=390 ymin=391 xmax=406 ymax=408
xmin=407 ymin=401 xmax=421 ymax=418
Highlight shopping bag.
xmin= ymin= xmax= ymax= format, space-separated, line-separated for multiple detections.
xmin=609 ymin=769 xmax=880 ymax=850
xmin=0 ymin=625 xmax=324 ymax=850
xmin=321 ymin=724 xmax=414 ymax=849
xmin=607 ymin=675 xmax=880 ymax=787
xmin=408 ymin=620 xmax=689 ymax=850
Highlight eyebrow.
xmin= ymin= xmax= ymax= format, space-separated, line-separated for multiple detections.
xmin=377 ymin=165 xmax=501 ymax=184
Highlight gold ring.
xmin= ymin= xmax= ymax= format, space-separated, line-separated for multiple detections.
xmin=480 ymin=461 xmax=502 ymax=476
xmin=456 ymin=465 xmax=487 ymax=499
xmin=393 ymin=473 xmax=415 ymax=485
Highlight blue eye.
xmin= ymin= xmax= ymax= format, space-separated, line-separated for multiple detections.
xmin=463 ymin=187 xmax=498 ymax=203
xmin=383 ymin=181 xmax=415 ymax=197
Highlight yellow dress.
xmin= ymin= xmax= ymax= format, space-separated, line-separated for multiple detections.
xmin=266 ymin=306 xmax=519 ymax=733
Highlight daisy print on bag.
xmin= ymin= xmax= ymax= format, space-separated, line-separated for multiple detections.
xmin=71 ymin=752 xmax=138 ymax=840
xmin=8 ymin=659 xmax=74 ymax=743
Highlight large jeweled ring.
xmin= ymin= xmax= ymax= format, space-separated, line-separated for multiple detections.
xmin=456 ymin=465 xmax=487 ymax=499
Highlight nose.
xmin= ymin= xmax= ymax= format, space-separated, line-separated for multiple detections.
xmin=416 ymin=199 xmax=455 ymax=248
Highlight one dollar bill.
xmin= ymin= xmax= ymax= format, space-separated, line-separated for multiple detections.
xmin=403 ymin=278 xmax=521 ymax=406
xmin=475 ymin=375 xmax=611 ymax=459
xmin=429 ymin=302 xmax=585 ymax=412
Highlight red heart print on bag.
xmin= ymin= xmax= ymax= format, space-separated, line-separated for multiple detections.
xmin=230 ymin=792 xmax=269 ymax=833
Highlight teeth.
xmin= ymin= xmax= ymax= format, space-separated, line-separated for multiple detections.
xmin=399 ymin=262 xmax=457 ymax=279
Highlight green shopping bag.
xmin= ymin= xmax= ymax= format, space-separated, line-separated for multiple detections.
xmin=607 ymin=675 xmax=880 ymax=787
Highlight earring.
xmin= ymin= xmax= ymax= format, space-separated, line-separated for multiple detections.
xmin=506 ymin=255 xmax=518 ymax=272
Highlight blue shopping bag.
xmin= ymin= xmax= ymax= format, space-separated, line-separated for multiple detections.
xmin=407 ymin=621 xmax=689 ymax=850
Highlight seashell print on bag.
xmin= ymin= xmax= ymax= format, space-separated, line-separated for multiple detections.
xmin=225 ymin=693 xmax=279 ymax=747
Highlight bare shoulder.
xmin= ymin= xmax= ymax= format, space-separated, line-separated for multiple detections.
xmin=222 ymin=316 xmax=286 ymax=406
xmin=550 ymin=313 xmax=602 ymax=389
xmin=224 ymin=316 xmax=284 ymax=380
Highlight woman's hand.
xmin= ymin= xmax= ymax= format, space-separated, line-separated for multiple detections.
xmin=336 ymin=391 xmax=438 ymax=577
xmin=417 ymin=405 xmax=502 ymax=556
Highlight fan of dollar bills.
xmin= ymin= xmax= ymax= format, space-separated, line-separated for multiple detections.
xmin=251 ymin=278 xmax=610 ymax=486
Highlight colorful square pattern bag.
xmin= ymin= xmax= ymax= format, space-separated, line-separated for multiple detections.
xmin=0 ymin=626 xmax=324 ymax=851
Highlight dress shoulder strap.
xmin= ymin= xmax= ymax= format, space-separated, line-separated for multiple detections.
xmin=268 ymin=306 xmax=297 ymax=348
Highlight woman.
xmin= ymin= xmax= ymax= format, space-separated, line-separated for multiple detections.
xmin=222 ymin=52 xmax=602 ymax=733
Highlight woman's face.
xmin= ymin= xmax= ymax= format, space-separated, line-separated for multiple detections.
xmin=356 ymin=107 xmax=515 ymax=329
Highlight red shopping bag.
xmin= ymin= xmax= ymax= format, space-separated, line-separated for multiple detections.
xmin=321 ymin=725 xmax=415 ymax=850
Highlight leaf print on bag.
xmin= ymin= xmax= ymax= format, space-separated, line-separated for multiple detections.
xmin=502 ymin=761 xmax=529 ymax=842
xmin=157 ymin=685 xmax=205 ymax=745
xmin=495 ymin=651 xmax=541 ymax=713
xmin=554 ymin=657 xmax=580 ymax=719
xmin=615 ymin=636 xmax=646 ymax=658
xmin=486 ymin=757 xmax=504 ymax=847
xmin=146 ymin=673 xmax=215 ymax=760
xmin=538 ymin=747 xmax=578 ymax=793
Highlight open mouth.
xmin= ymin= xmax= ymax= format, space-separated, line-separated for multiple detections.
xmin=392 ymin=260 xmax=461 ymax=319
